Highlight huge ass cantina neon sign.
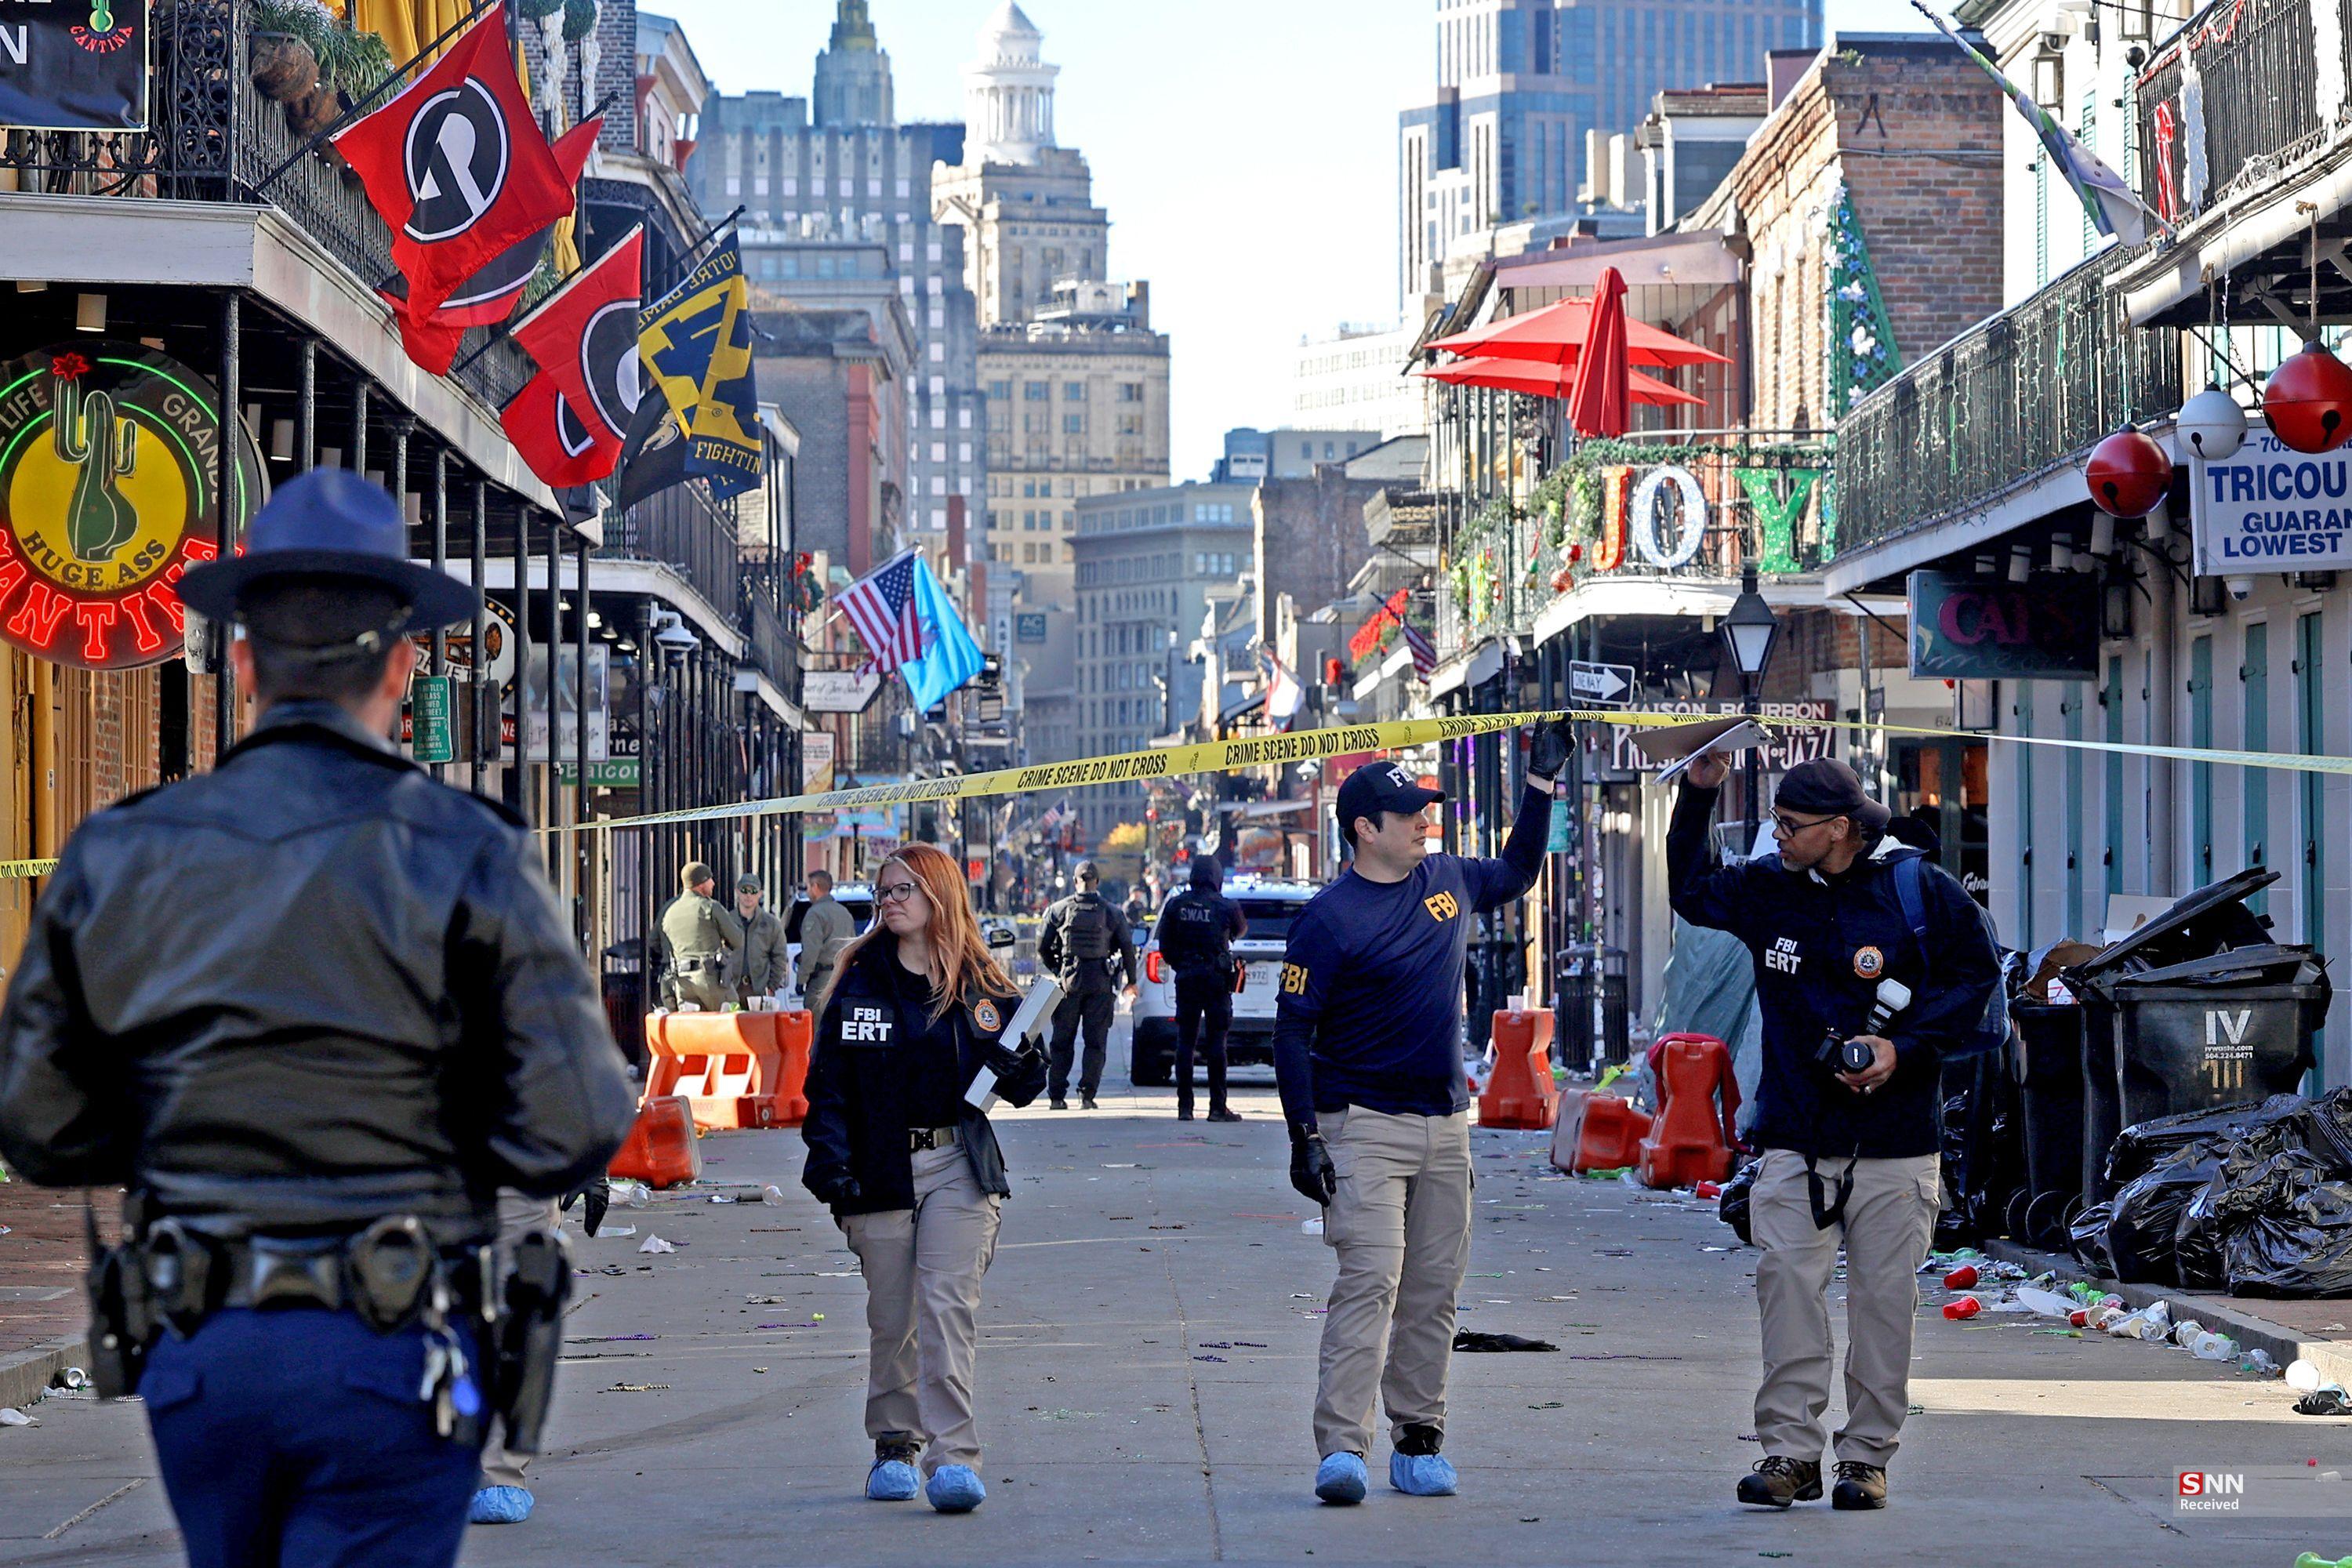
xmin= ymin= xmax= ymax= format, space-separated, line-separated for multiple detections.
xmin=0 ymin=342 xmax=265 ymax=670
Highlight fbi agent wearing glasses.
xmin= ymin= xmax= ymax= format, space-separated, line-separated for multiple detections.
xmin=801 ymin=844 xmax=1046 ymax=1514
xmin=1666 ymin=754 xmax=1997 ymax=1514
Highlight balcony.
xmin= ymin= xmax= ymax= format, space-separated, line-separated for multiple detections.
xmin=0 ymin=0 xmax=536 ymax=416
xmin=1832 ymin=248 xmax=2181 ymax=561
xmin=739 ymin=586 xmax=803 ymax=705
xmin=599 ymin=482 xmax=740 ymax=626
xmin=2135 ymin=0 xmax=2340 ymax=228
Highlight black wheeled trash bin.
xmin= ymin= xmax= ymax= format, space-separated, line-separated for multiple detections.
xmin=2012 ymin=999 xmax=2087 ymax=1247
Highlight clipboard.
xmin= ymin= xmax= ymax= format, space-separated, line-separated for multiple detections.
xmin=966 ymin=975 xmax=1062 ymax=1112
xmin=1632 ymin=715 xmax=1772 ymax=786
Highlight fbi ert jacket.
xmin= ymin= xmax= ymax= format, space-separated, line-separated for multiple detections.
xmin=801 ymin=941 xmax=1048 ymax=1214
xmin=1664 ymin=781 xmax=2000 ymax=1160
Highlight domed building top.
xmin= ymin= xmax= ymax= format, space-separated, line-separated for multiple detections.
xmin=966 ymin=2 xmax=1058 ymax=163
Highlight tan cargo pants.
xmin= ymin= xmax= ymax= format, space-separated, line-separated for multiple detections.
xmin=1749 ymin=1148 xmax=1941 ymax=1468
xmin=1313 ymin=1107 xmax=1474 ymax=1459
xmin=843 ymin=1142 xmax=1003 ymax=1473
xmin=479 ymin=1192 xmax=562 ymax=1491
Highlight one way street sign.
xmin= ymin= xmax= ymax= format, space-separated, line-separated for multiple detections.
xmin=1570 ymin=659 xmax=1635 ymax=705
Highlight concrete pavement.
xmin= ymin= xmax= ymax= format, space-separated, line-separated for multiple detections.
xmin=1 ymin=1031 xmax=2344 ymax=1566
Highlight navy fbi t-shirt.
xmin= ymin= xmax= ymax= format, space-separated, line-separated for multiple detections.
xmin=1273 ymin=782 xmax=1548 ymax=1122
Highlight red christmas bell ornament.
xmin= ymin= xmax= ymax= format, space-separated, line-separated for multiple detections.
xmin=2263 ymin=339 xmax=2352 ymax=453
xmin=2083 ymin=427 xmax=2172 ymax=518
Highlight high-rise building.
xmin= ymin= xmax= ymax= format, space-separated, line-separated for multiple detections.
xmin=692 ymin=3 xmax=985 ymax=564
xmin=935 ymin=3 xmax=1172 ymax=640
xmin=1398 ymin=0 xmax=1821 ymax=312
xmin=814 ymin=0 xmax=893 ymax=129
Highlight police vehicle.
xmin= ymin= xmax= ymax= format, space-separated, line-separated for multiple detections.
xmin=1129 ymin=875 xmax=1321 ymax=1086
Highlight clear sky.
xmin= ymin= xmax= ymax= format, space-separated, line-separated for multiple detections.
xmin=653 ymin=1 xmax=1938 ymax=480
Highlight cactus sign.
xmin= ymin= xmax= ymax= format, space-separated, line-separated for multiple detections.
xmin=0 ymin=341 xmax=264 ymax=670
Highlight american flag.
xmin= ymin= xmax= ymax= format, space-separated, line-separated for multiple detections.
xmin=835 ymin=550 xmax=927 ymax=673
xmin=1400 ymin=619 xmax=1438 ymax=679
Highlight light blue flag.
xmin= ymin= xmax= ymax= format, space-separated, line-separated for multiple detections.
xmin=901 ymin=552 xmax=985 ymax=713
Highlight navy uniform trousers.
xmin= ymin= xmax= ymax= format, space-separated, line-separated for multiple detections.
xmin=142 ymin=1307 xmax=485 ymax=1568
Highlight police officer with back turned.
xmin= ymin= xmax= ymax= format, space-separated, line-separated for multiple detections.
xmin=1275 ymin=722 xmax=1565 ymax=1506
xmin=0 ymin=470 xmax=638 ymax=1568
xmin=1156 ymin=855 xmax=1247 ymax=1122
xmin=1038 ymin=859 xmax=1135 ymax=1109
xmin=1667 ymin=752 xmax=1998 ymax=1513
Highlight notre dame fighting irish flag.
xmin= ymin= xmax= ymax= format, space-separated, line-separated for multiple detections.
xmin=634 ymin=234 xmax=761 ymax=499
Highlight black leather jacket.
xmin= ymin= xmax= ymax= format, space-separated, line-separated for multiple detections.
xmin=0 ymin=702 xmax=637 ymax=1247
xmin=801 ymin=939 xmax=1046 ymax=1214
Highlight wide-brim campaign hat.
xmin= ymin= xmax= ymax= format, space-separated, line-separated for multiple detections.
xmin=177 ymin=469 xmax=479 ymax=630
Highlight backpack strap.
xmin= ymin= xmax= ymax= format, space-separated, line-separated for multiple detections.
xmin=1892 ymin=853 xmax=1930 ymax=947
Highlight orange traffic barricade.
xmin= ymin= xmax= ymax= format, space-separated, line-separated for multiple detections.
xmin=644 ymin=1010 xmax=808 ymax=1130
xmin=609 ymin=1094 xmax=702 ymax=1188
xmin=1477 ymin=1007 xmax=1558 ymax=1129
xmin=1550 ymin=1089 xmax=1653 ymax=1173
xmin=1638 ymin=1032 xmax=1741 ymax=1189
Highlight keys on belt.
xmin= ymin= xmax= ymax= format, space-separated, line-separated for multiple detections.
xmin=909 ymin=1125 xmax=960 ymax=1151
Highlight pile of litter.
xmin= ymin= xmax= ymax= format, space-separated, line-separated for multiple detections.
xmin=1921 ymin=1252 xmax=2284 ymax=1381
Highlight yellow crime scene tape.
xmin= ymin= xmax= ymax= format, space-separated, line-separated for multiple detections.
xmin=535 ymin=706 xmax=2352 ymax=839
xmin=2 ymin=708 xmax=2343 ymax=879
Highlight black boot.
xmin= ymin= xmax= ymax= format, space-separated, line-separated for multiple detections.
xmin=1737 ymin=1455 xmax=1823 ymax=1508
xmin=1831 ymin=1461 xmax=1887 ymax=1510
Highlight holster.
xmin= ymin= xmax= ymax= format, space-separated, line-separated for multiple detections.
xmin=491 ymin=1229 xmax=571 ymax=1455
xmin=83 ymin=1192 xmax=154 ymax=1400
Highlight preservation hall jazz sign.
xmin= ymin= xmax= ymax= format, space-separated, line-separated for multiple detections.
xmin=0 ymin=342 xmax=265 ymax=669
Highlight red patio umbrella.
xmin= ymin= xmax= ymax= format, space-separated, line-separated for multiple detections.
xmin=1566 ymin=266 xmax=1632 ymax=437
xmin=1417 ymin=355 xmax=1702 ymax=407
xmin=1425 ymin=292 xmax=1732 ymax=369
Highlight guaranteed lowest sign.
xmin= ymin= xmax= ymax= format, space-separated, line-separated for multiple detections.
xmin=2194 ymin=430 xmax=2352 ymax=575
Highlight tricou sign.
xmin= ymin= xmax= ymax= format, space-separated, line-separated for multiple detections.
xmin=2193 ymin=432 xmax=2352 ymax=575
xmin=1906 ymin=570 xmax=2099 ymax=680
xmin=0 ymin=341 xmax=263 ymax=670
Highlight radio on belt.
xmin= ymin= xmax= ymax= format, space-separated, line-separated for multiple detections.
xmin=966 ymin=975 xmax=1062 ymax=1112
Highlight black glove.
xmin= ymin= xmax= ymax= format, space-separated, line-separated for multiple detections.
xmin=1527 ymin=717 xmax=1573 ymax=782
xmin=815 ymin=1175 xmax=863 ymax=1207
xmin=1289 ymin=1130 xmax=1338 ymax=1207
xmin=983 ymin=1036 xmax=1037 ymax=1077
xmin=561 ymin=1174 xmax=611 ymax=1238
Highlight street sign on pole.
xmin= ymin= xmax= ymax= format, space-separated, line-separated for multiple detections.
xmin=1569 ymin=659 xmax=1635 ymax=705
xmin=408 ymin=677 xmax=455 ymax=764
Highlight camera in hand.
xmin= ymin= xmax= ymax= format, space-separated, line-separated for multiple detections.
xmin=1813 ymin=978 xmax=1915 ymax=1077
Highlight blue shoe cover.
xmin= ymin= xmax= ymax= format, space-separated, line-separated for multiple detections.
xmin=926 ymin=1464 xmax=986 ymax=1512
xmin=1389 ymin=1450 xmax=1458 ymax=1496
xmin=1314 ymin=1451 xmax=1368 ymax=1504
xmin=469 ymin=1486 xmax=534 ymax=1524
xmin=866 ymin=1458 xmax=920 ymax=1501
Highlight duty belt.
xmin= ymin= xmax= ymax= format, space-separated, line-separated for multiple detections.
xmin=677 ymin=954 xmax=719 ymax=975
xmin=138 ymin=1216 xmax=491 ymax=1335
xmin=909 ymin=1125 xmax=960 ymax=1151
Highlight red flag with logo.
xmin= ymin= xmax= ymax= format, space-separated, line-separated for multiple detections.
xmin=509 ymin=225 xmax=644 ymax=447
xmin=378 ymin=114 xmax=603 ymax=376
xmin=333 ymin=2 xmax=575 ymax=325
xmin=500 ymin=370 xmax=624 ymax=488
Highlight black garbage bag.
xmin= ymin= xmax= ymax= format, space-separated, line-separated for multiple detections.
xmin=2223 ymin=1166 xmax=2352 ymax=1298
xmin=2210 ymin=1145 xmax=2342 ymax=1228
xmin=2222 ymin=1087 xmax=2352 ymax=1180
xmin=2069 ymin=1200 xmax=2118 ymax=1278
xmin=2104 ymin=1144 xmax=2227 ymax=1283
xmin=1938 ymin=1050 xmax=2027 ymax=1245
xmin=2175 ymin=1173 xmax=2232 ymax=1290
xmin=2104 ymin=1094 xmax=2301 ymax=1190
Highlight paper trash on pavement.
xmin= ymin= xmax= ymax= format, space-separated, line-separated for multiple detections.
xmin=638 ymin=1234 xmax=677 ymax=1254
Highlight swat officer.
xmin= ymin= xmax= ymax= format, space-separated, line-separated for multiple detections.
xmin=731 ymin=873 xmax=789 ymax=1005
xmin=659 ymin=861 xmax=742 ymax=1011
xmin=1037 ymin=859 xmax=1135 ymax=1110
xmin=1155 ymin=855 xmax=1248 ymax=1122
xmin=0 ymin=469 xmax=637 ymax=1568
xmin=1667 ymin=753 xmax=1998 ymax=1513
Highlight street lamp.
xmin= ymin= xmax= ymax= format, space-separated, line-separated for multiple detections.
xmin=1719 ymin=563 xmax=1780 ymax=846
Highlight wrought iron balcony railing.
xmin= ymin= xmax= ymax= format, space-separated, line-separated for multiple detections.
xmin=0 ymin=0 xmax=535 ymax=415
xmin=1833 ymin=247 xmax=2181 ymax=558
xmin=2135 ymin=0 xmax=2344 ymax=228
xmin=597 ymin=481 xmax=741 ymax=626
